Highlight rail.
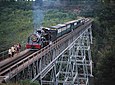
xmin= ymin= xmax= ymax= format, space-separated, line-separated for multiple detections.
xmin=0 ymin=47 xmax=25 ymax=61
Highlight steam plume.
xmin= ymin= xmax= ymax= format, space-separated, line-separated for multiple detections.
xmin=33 ymin=0 xmax=44 ymax=31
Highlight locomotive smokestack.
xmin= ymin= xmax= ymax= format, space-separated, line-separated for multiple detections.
xmin=33 ymin=0 xmax=44 ymax=31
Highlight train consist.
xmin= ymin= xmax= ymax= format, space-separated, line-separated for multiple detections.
xmin=26 ymin=18 xmax=90 ymax=49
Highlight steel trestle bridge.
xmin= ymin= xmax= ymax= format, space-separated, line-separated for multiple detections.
xmin=0 ymin=19 xmax=93 ymax=85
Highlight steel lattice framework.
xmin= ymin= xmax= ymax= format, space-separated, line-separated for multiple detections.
xmin=31 ymin=24 xmax=93 ymax=85
xmin=1 ymin=20 xmax=93 ymax=85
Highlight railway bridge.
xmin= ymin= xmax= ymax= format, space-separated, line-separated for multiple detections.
xmin=0 ymin=19 xmax=93 ymax=85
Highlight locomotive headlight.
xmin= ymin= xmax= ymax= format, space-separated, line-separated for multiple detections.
xmin=31 ymin=34 xmax=38 ymax=42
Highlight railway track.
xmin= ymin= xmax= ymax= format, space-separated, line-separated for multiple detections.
xmin=0 ymin=29 xmax=69 ymax=83
xmin=0 ymin=50 xmax=35 ymax=82
xmin=0 ymin=51 xmax=35 ymax=75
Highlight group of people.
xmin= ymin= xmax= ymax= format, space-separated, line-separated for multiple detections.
xmin=8 ymin=43 xmax=21 ymax=57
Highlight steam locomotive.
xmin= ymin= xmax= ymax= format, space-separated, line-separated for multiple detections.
xmin=26 ymin=18 xmax=89 ymax=49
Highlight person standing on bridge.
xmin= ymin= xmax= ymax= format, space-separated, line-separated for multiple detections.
xmin=11 ymin=45 xmax=15 ymax=57
xmin=8 ymin=48 xmax=12 ymax=57
xmin=17 ymin=43 xmax=21 ymax=52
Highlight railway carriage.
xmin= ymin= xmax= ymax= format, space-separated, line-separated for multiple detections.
xmin=50 ymin=24 xmax=67 ymax=37
xmin=70 ymin=19 xmax=82 ymax=30
xmin=65 ymin=21 xmax=73 ymax=33
xmin=64 ymin=19 xmax=82 ymax=31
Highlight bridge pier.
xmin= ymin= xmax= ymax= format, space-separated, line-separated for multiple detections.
xmin=33 ymin=25 xmax=93 ymax=85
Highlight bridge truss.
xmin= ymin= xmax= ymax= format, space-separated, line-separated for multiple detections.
xmin=31 ymin=24 xmax=93 ymax=85
xmin=2 ymin=20 xmax=93 ymax=85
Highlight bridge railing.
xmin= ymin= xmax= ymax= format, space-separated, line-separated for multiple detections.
xmin=0 ymin=46 xmax=25 ymax=61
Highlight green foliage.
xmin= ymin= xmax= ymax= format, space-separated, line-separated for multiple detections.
xmin=43 ymin=9 xmax=77 ymax=27
xmin=0 ymin=6 xmax=33 ymax=51
xmin=0 ymin=2 xmax=33 ymax=51
xmin=95 ymin=49 xmax=115 ymax=85
xmin=92 ymin=3 xmax=115 ymax=85
xmin=19 ymin=80 xmax=40 ymax=85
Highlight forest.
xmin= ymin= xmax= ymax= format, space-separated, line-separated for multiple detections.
xmin=0 ymin=0 xmax=115 ymax=85
xmin=92 ymin=2 xmax=115 ymax=85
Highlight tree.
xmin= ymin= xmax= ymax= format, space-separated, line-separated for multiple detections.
xmin=95 ymin=49 xmax=115 ymax=85
xmin=93 ymin=2 xmax=115 ymax=85
xmin=100 ymin=0 xmax=115 ymax=4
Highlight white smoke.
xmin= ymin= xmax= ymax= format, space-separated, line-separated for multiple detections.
xmin=33 ymin=0 xmax=44 ymax=31
xmin=32 ymin=0 xmax=61 ymax=31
